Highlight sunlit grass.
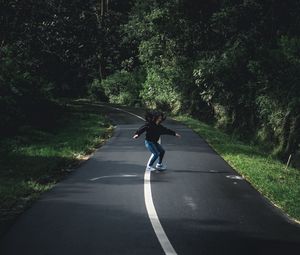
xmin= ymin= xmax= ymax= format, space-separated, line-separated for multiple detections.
xmin=175 ymin=115 xmax=300 ymax=222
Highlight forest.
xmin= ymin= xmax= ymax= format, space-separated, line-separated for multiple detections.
xmin=1 ymin=0 xmax=300 ymax=167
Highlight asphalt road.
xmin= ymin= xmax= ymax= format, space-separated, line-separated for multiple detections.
xmin=0 ymin=105 xmax=299 ymax=255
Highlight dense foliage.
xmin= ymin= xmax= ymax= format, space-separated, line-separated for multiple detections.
xmin=1 ymin=0 xmax=129 ymax=131
xmin=1 ymin=0 xmax=300 ymax=165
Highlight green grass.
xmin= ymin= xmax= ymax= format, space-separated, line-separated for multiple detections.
xmin=0 ymin=101 xmax=113 ymax=228
xmin=175 ymin=115 xmax=300 ymax=222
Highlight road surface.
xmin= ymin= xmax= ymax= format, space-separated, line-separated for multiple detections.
xmin=0 ymin=104 xmax=299 ymax=255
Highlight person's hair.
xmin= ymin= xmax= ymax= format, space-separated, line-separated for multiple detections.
xmin=145 ymin=110 xmax=166 ymax=123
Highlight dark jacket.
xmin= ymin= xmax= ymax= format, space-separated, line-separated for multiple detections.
xmin=134 ymin=122 xmax=176 ymax=142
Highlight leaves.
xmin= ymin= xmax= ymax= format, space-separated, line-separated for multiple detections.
xmin=2 ymin=0 xmax=300 ymax=160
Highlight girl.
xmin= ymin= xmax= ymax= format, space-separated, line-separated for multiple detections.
xmin=133 ymin=111 xmax=181 ymax=171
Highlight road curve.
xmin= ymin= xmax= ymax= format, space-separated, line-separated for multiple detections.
xmin=0 ymin=104 xmax=299 ymax=255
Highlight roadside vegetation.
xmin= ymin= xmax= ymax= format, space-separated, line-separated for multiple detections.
xmin=175 ymin=115 xmax=300 ymax=222
xmin=0 ymin=101 xmax=113 ymax=235
xmin=1 ymin=0 xmax=299 ymax=232
xmin=2 ymin=1 xmax=299 ymax=168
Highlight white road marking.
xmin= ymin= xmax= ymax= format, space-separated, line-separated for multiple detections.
xmin=114 ymin=107 xmax=145 ymax=121
xmin=226 ymin=175 xmax=244 ymax=180
xmin=144 ymin=168 xmax=177 ymax=255
xmin=100 ymin=105 xmax=177 ymax=255
xmin=183 ymin=196 xmax=198 ymax=211
xmin=89 ymin=174 xmax=137 ymax=181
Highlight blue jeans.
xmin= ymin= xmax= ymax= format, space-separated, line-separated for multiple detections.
xmin=145 ymin=140 xmax=165 ymax=166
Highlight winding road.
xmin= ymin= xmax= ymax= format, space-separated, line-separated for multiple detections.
xmin=0 ymin=104 xmax=299 ymax=255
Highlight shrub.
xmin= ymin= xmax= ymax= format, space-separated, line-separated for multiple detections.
xmin=140 ymin=66 xmax=182 ymax=113
xmin=91 ymin=69 xmax=144 ymax=106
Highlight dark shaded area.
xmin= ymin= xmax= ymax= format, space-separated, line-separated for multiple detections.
xmin=1 ymin=0 xmax=300 ymax=164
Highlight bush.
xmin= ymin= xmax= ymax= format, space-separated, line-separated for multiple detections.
xmin=91 ymin=69 xmax=145 ymax=106
xmin=140 ymin=66 xmax=182 ymax=113
xmin=252 ymin=36 xmax=300 ymax=159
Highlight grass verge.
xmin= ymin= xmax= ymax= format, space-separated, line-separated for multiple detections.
xmin=0 ymin=100 xmax=113 ymax=235
xmin=175 ymin=115 xmax=300 ymax=222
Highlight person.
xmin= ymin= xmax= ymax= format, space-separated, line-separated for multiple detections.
xmin=133 ymin=111 xmax=181 ymax=171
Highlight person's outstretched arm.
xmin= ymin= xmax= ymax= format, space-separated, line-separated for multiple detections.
xmin=160 ymin=125 xmax=181 ymax=138
xmin=133 ymin=123 xmax=148 ymax=139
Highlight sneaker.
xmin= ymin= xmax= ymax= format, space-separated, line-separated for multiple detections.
xmin=156 ymin=163 xmax=167 ymax=171
xmin=146 ymin=165 xmax=156 ymax=171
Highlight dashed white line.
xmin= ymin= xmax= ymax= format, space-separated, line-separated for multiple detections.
xmin=89 ymin=174 xmax=137 ymax=181
xmin=226 ymin=175 xmax=244 ymax=180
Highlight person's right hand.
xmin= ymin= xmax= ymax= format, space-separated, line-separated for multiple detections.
xmin=133 ymin=134 xmax=139 ymax=139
